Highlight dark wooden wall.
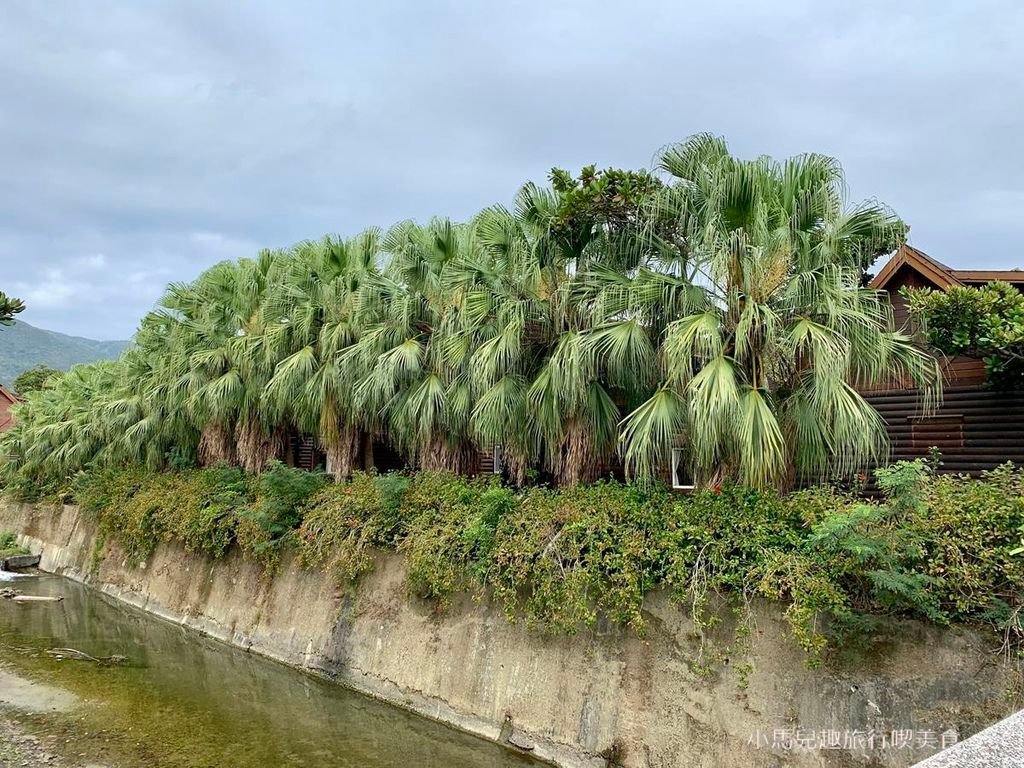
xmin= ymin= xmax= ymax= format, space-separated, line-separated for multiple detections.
xmin=288 ymin=434 xmax=325 ymax=471
xmin=862 ymin=274 xmax=1024 ymax=475
xmin=865 ymin=384 xmax=1024 ymax=475
xmin=284 ymin=433 xmax=409 ymax=474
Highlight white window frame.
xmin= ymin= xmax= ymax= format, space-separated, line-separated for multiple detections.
xmin=671 ymin=448 xmax=695 ymax=490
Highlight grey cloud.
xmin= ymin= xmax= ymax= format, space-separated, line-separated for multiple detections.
xmin=1 ymin=0 xmax=1021 ymax=339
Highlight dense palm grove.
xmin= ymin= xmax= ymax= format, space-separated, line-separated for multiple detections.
xmin=0 ymin=135 xmax=941 ymax=492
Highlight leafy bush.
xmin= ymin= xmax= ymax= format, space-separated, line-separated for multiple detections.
xmin=159 ymin=467 xmax=249 ymax=558
xmin=489 ymin=481 xmax=673 ymax=633
xmin=12 ymin=364 xmax=62 ymax=396
xmin=771 ymin=461 xmax=1021 ymax=659
xmin=54 ymin=460 xmax=1024 ymax=662
xmin=660 ymin=485 xmax=805 ymax=628
xmin=906 ymin=281 xmax=1024 ymax=386
xmin=912 ymin=463 xmax=1024 ymax=623
xmin=75 ymin=466 xmax=159 ymax=563
xmin=400 ymin=474 xmax=517 ymax=606
xmin=236 ymin=461 xmax=327 ymax=569
xmin=74 ymin=466 xmax=251 ymax=564
xmin=297 ymin=472 xmax=398 ymax=582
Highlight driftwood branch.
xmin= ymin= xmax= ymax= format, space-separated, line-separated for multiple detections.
xmin=45 ymin=648 xmax=128 ymax=666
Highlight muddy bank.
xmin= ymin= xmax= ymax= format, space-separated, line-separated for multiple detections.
xmin=0 ymin=669 xmax=78 ymax=714
xmin=0 ymin=665 xmax=109 ymax=768
xmin=0 ymin=717 xmax=74 ymax=768
xmin=1 ymin=501 xmax=1018 ymax=768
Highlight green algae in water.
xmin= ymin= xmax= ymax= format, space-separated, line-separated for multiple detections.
xmin=0 ymin=574 xmax=542 ymax=768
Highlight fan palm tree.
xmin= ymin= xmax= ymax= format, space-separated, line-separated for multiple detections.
xmin=170 ymin=253 xmax=278 ymax=470
xmin=464 ymin=203 xmax=549 ymax=484
xmin=0 ymin=361 xmax=126 ymax=488
xmin=618 ymin=134 xmax=940 ymax=488
xmin=473 ymin=178 xmax=661 ymax=486
xmin=0 ymin=290 xmax=25 ymax=325
xmin=263 ymin=232 xmax=379 ymax=479
xmin=346 ymin=219 xmax=484 ymax=473
xmin=0 ymin=133 xmax=941 ymax=493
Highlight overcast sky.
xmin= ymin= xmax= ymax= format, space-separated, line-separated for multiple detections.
xmin=1 ymin=1 xmax=1021 ymax=340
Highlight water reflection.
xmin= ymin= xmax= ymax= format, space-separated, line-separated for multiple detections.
xmin=0 ymin=574 xmax=540 ymax=768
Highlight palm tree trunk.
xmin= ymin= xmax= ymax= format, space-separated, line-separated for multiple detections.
xmin=236 ymin=418 xmax=284 ymax=473
xmin=362 ymin=432 xmax=375 ymax=471
xmin=420 ymin=433 xmax=477 ymax=474
xmin=501 ymin=443 xmax=530 ymax=486
xmin=198 ymin=422 xmax=236 ymax=467
xmin=324 ymin=424 xmax=360 ymax=480
xmin=555 ymin=417 xmax=599 ymax=487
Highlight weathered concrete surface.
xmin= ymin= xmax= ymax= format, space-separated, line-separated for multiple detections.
xmin=912 ymin=710 xmax=1024 ymax=767
xmin=1 ymin=501 xmax=1018 ymax=768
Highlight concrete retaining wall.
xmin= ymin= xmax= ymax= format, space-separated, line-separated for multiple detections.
xmin=1 ymin=501 xmax=1016 ymax=768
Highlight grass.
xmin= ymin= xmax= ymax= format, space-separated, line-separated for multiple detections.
xmin=0 ymin=531 xmax=29 ymax=560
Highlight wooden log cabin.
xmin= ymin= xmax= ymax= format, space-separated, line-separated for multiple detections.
xmin=866 ymin=244 xmax=1024 ymax=475
xmin=0 ymin=384 xmax=19 ymax=434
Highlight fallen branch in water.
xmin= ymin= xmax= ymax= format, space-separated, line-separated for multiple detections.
xmin=10 ymin=594 xmax=62 ymax=603
xmin=45 ymin=648 xmax=128 ymax=666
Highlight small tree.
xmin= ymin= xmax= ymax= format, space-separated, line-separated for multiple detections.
xmin=0 ymin=291 xmax=25 ymax=326
xmin=906 ymin=281 xmax=1024 ymax=387
xmin=13 ymin=365 xmax=62 ymax=395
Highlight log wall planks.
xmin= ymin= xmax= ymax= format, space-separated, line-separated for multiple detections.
xmin=865 ymin=385 xmax=1024 ymax=474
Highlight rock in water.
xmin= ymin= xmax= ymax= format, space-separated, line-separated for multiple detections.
xmin=499 ymin=714 xmax=535 ymax=752
xmin=507 ymin=731 xmax=535 ymax=751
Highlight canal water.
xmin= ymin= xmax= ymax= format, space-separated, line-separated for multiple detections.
xmin=0 ymin=572 xmax=542 ymax=768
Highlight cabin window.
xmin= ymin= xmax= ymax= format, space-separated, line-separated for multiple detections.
xmin=671 ymin=448 xmax=695 ymax=490
xmin=290 ymin=434 xmax=325 ymax=471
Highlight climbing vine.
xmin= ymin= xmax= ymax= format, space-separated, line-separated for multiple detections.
xmin=20 ymin=461 xmax=1023 ymax=662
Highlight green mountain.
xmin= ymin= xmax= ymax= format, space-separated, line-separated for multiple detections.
xmin=0 ymin=320 xmax=129 ymax=388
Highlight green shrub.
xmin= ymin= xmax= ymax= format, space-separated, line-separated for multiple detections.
xmin=913 ymin=463 xmax=1024 ymax=624
xmin=75 ymin=466 xmax=159 ymax=563
xmin=59 ymin=459 xmax=1024 ymax=662
xmin=400 ymin=473 xmax=516 ymax=605
xmin=236 ymin=462 xmax=327 ymax=569
xmin=75 ymin=466 xmax=252 ymax=563
xmin=489 ymin=481 xmax=673 ymax=633
xmin=297 ymin=472 xmax=398 ymax=582
xmin=158 ymin=467 xmax=249 ymax=558
xmin=807 ymin=465 xmax=942 ymax=622
xmin=661 ymin=485 xmax=801 ymax=607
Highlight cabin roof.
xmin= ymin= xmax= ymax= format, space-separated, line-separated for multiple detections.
xmin=0 ymin=384 xmax=18 ymax=405
xmin=871 ymin=244 xmax=1024 ymax=291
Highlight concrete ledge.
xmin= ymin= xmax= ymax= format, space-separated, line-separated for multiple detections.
xmin=913 ymin=710 xmax=1024 ymax=767
xmin=0 ymin=553 xmax=41 ymax=570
